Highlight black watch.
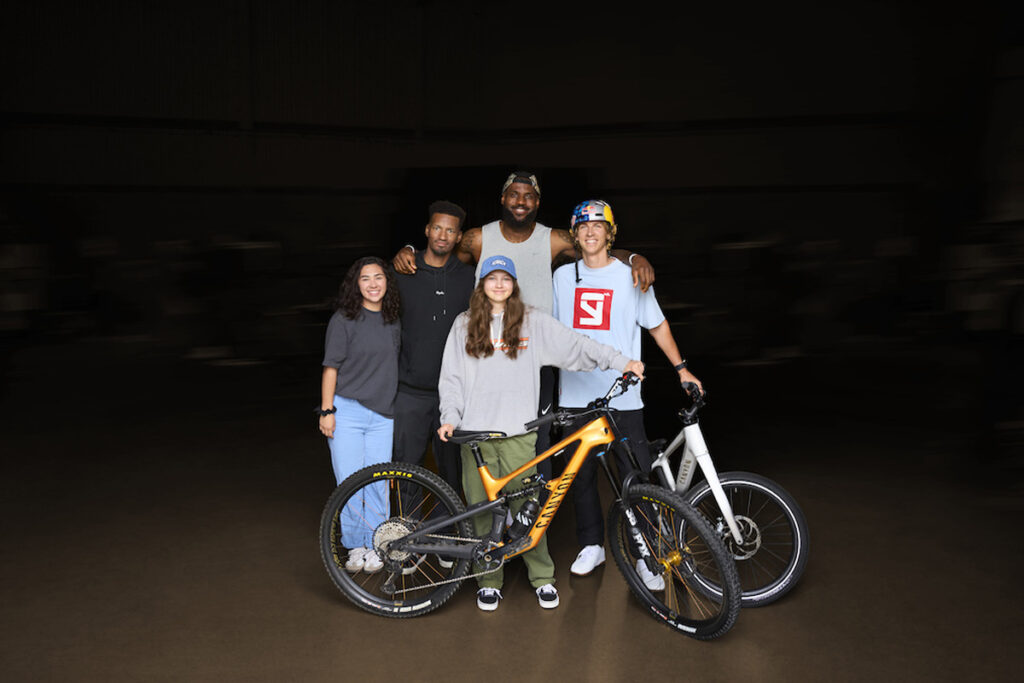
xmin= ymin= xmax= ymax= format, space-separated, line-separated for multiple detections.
xmin=674 ymin=360 xmax=688 ymax=371
xmin=316 ymin=406 xmax=337 ymax=416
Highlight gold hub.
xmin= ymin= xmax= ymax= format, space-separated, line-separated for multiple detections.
xmin=661 ymin=550 xmax=683 ymax=570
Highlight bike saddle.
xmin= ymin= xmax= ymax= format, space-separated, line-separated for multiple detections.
xmin=449 ymin=430 xmax=507 ymax=444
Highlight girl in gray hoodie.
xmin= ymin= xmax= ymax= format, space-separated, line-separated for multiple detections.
xmin=438 ymin=255 xmax=644 ymax=612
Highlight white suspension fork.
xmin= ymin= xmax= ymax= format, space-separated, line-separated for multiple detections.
xmin=683 ymin=424 xmax=744 ymax=544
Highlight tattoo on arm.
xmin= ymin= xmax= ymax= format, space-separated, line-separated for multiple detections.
xmin=457 ymin=228 xmax=481 ymax=264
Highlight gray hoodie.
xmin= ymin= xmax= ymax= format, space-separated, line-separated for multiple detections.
xmin=439 ymin=307 xmax=631 ymax=437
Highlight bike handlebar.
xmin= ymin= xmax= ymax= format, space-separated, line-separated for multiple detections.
xmin=523 ymin=372 xmax=640 ymax=432
xmin=524 ymin=411 xmax=559 ymax=431
xmin=678 ymin=381 xmax=706 ymax=424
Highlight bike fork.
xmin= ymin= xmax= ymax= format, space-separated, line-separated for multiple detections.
xmin=684 ymin=424 xmax=744 ymax=544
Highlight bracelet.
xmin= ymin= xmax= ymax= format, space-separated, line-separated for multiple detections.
xmin=316 ymin=406 xmax=337 ymax=416
xmin=628 ymin=253 xmax=637 ymax=265
xmin=674 ymin=360 xmax=687 ymax=371
xmin=404 ymin=244 xmax=416 ymax=253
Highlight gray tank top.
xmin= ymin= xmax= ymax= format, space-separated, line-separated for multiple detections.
xmin=476 ymin=221 xmax=553 ymax=313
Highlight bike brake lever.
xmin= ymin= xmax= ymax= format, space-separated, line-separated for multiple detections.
xmin=681 ymin=381 xmax=706 ymax=403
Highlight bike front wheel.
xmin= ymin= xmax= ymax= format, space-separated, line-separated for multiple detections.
xmin=685 ymin=471 xmax=809 ymax=607
xmin=319 ymin=462 xmax=473 ymax=618
xmin=607 ymin=484 xmax=741 ymax=640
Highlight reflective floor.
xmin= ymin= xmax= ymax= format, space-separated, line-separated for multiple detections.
xmin=1 ymin=340 xmax=1021 ymax=682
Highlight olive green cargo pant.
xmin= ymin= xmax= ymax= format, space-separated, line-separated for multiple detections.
xmin=460 ymin=432 xmax=556 ymax=589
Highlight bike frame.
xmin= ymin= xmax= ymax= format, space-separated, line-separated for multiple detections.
xmin=650 ymin=420 xmax=745 ymax=544
xmin=395 ymin=388 xmax=643 ymax=567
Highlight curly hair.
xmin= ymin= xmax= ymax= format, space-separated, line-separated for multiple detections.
xmin=335 ymin=256 xmax=400 ymax=323
xmin=465 ymin=279 xmax=525 ymax=360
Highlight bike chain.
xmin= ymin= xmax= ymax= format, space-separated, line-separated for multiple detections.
xmin=386 ymin=533 xmax=504 ymax=596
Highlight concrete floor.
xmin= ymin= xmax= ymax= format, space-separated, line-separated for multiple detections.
xmin=1 ymin=340 xmax=1021 ymax=682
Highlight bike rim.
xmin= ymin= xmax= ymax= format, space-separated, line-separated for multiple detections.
xmin=622 ymin=498 xmax=731 ymax=632
xmin=325 ymin=473 xmax=469 ymax=610
xmin=691 ymin=480 xmax=800 ymax=600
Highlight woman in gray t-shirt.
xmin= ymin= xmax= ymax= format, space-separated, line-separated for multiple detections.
xmin=318 ymin=256 xmax=401 ymax=574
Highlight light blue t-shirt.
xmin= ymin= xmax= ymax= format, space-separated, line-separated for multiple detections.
xmin=552 ymin=259 xmax=665 ymax=409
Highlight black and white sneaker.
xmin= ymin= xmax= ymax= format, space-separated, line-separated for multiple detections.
xmin=535 ymin=584 xmax=559 ymax=609
xmin=477 ymin=587 xmax=502 ymax=612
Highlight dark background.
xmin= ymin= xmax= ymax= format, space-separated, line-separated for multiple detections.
xmin=1 ymin=2 xmax=1022 ymax=681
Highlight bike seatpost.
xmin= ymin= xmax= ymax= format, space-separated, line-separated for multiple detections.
xmin=469 ymin=442 xmax=485 ymax=468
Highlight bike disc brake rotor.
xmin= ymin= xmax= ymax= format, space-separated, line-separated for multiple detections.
xmin=722 ymin=514 xmax=761 ymax=560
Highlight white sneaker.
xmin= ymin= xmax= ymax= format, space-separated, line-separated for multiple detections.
xmin=535 ymin=584 xmax=559 ymax=609
xmin=345 ymin=547 xmax=368 ymax=573
xmin=402 ymin=554 xmax=426 ymax=575
xmin=363 ymin=549 xmax=384 ymax=573
xmin=636 ymin=558 xmax=665 ymax=591
xmin=477 ymin=587 xmax=502 ymax=611
xmin=570 ymin=545 xmax=606 ymax=575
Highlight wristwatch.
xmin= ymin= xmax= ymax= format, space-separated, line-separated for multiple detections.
xmin=674 ymin=360 xmax=687 ymax=371
xmin=316 ymin=406 xmax=337 ymax=416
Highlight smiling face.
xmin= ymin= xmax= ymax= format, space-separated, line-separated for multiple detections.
xmin=482 ymin=270 xmax=515 ymax=309
xmin=425 ymin=212 xmax=462 ymax=258
xmin=358 ymin=263 xmax=387 ymax=309
xmin=500 ymin=182 xmax=539 ymax=229
xmin=575 ymin=220 xmax=612 ymax=257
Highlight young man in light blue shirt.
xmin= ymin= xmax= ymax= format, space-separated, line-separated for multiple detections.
xmin=552 ymin=200 xmax=704 ymax=589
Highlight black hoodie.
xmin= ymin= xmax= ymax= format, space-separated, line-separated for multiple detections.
xmin=393 ymin=251 xmax=475 ymax=393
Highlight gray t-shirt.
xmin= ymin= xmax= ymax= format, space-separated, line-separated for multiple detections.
xmin=322 ymin=308 xmax=400 ymax=418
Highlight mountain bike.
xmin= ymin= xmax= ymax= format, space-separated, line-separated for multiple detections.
xmin=648 ymin=382 xmax=809 ymax=607
xmin=319 ymin=374 xmax=742 ymax=640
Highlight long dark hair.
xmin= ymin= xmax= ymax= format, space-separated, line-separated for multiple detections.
xmin=335 ymin=256 xmax=400 ymax=323
xmin=465 ymin=279 xmax=525 ymax=360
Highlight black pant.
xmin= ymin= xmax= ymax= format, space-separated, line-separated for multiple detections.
xmin=569 ymin=408 xmax=652 ymax=547
xmin=393 ymin=387 xmax=462 ymax=496
xmin=534 ymin=366 xmax=557 ymax=482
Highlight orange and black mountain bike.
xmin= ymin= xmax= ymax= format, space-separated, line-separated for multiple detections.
xmin=319 ymin=374 xmax=742 ymax=640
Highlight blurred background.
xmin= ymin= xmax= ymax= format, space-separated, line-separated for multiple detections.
xmin=2 ymin=1 xmax=1020 ymax=475
xmin=2 ymin=2 xmax=1023 ymax=680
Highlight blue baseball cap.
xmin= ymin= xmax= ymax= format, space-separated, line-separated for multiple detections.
xmin=478 ymin=254 xmax=517 ymax=280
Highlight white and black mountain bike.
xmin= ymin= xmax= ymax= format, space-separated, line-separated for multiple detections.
xmin=647 ymin=381 xmax=809 ymax=607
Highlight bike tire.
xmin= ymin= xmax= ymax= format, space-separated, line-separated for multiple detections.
xmin=319 ymin=462 xmax=473 ymax=618
xmin=685 ymin=471 xmax=809 ymax=607
xmin=607 ymin=484 xmax=741 ymax=640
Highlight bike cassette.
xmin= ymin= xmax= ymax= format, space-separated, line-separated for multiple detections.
xmin=373 ymin=518 xmax=417 ymax=563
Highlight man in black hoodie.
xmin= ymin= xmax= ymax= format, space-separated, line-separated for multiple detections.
xmin=393 ymin=200 xmax=475 ymax=493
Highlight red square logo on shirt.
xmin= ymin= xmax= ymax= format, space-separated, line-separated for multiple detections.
xmin=573 ymin=288 xmax=613 ymax=330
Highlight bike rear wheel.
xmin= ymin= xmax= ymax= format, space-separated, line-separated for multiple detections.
xmin=607 ymin=484 xmax=741 ymax=640
xmin=319 ymin=462 xmax=473 ymax=618
xmin=685 ymin=471 xmax=809 ymax=607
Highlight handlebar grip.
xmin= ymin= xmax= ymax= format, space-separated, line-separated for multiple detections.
xmin=524 ymin=411 xmax=558 ymax=431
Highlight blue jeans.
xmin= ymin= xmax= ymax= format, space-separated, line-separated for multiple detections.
xmin=327 ymin=396 xmax=392 ymax=548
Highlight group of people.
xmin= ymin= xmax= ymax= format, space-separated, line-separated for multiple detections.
xmin=317 ymin=171 xmax=703 ymax=612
